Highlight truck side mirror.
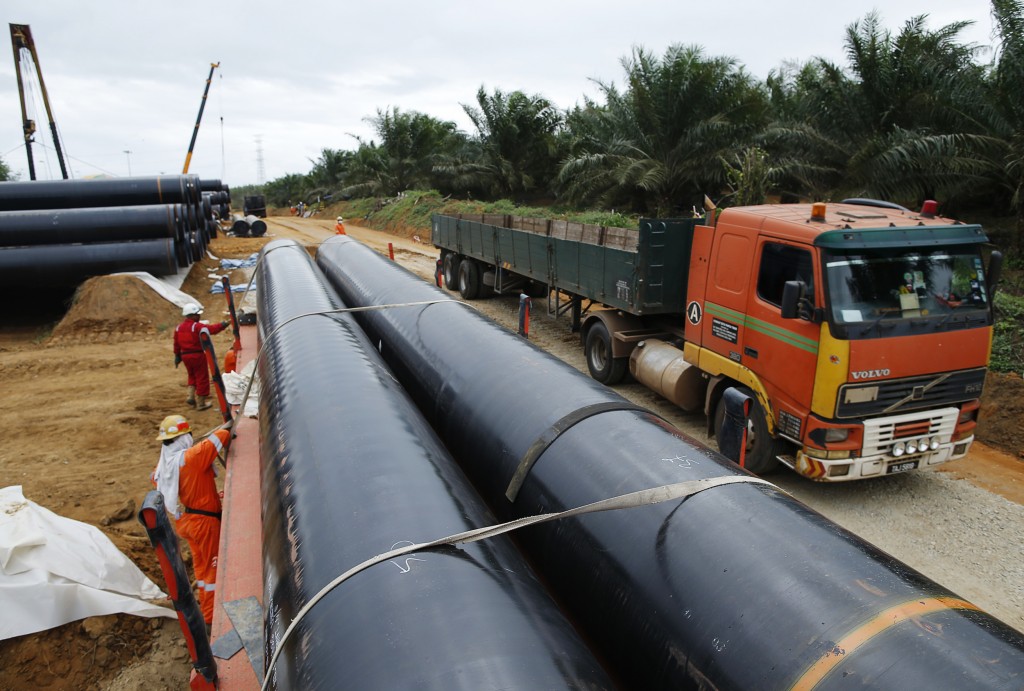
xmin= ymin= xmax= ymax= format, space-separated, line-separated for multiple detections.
xmin=987 ymin=250 xmax=1003 ymax=301
xmin=780 ymin=280 xmax=803 ymax=319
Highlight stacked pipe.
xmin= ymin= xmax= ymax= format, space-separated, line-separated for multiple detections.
xmin=0 ymin=174 xmax=229 ymax=286
xmin=255 ymin=239 xmax=616 ymax=689
xmin=315 ymin=235 xmax=1024 ymax=689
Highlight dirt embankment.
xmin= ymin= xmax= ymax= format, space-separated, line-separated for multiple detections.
xmin=979 ymin=370 xmax=1024 ymax=459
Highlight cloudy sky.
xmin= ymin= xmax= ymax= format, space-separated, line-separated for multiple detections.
xmin=2 ymin=1 xmax=998 ymax=187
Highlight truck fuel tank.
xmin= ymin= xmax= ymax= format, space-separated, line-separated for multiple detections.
xmin=629 ymin=339 xmax=705 ymax=411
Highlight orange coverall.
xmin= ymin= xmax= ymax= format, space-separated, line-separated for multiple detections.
xmin=171 ymin=429 xmax=229 ymax=624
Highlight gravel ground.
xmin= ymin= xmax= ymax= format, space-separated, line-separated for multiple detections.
xmin=466 ymin=290 xmax=1024 ymax=633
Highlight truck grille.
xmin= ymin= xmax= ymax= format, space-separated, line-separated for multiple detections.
xmin=835 ymin=368 xmax=985 ymax=419
xmin=862 ymin=408 xmax=959 ymax=457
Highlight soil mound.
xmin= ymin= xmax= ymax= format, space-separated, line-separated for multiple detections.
xmin=49 ymin=275 xmax=182 ymax=343
xmin=978 ymin=371 xmax=1024 ymax=459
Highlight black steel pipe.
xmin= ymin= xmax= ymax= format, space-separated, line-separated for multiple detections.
xmin=0 ymin=238 xmax=178 ymax=285
xmin=0 ymin=174 xmax=201 ymax=211
xmin=316 ymin=235 xmax=1024 ymax=689
xmin=0 ymin=205 xmax=179 ymax=246
xmin=246 ymin=215 xmax=267 ymax=237
xmin=256 ymin=239 xmax=616 ymax=690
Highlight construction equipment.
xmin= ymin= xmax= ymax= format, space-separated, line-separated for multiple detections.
xmin=182 ymin=62 xmax=220 ymax=175
xmin=9 ymin=24 xmax=69 ymax=180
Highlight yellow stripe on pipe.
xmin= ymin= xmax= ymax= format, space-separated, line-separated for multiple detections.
xmin=791 ymin=596 xmax=980 ymax=691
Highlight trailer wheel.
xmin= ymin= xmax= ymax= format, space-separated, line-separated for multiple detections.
xmin=713 ymin=388 xmax=782 ymax=474
xmin=458 ymin=259 xmax=481 ymax=300
xmin=585 ymin=322 xmax=627 ymax=385
xmin=443 ymin=253 xmax=461 ymax=290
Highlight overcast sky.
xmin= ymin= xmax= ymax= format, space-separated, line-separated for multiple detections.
xmin=1 ymin=1 xmax=998 ymax=188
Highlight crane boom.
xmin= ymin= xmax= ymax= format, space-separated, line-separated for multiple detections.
xmin=10 ymin=24 xmax=69 ymax=180
xmin=182 ymin=62 xmax=220 ymax=174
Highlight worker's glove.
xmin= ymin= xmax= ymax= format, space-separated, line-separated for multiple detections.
xmin=174 ymin=354 xmax=182 ymax=368
xmin=220 ymin=320 xmax=229 ymax=329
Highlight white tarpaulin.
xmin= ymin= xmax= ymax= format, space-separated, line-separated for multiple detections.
xmin=111 ymin=270 xmax=196 ymax=307
xmin=223 ymin=359 xmax=260 ymax=417
xmin=0 ymin=486 xmax=175 ymax=641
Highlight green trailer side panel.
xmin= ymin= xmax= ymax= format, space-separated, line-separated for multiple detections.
xmin=429 ymin=213 xmax=696 ymax=315
xmin=635 ymin=218 xmax=695 ymax=314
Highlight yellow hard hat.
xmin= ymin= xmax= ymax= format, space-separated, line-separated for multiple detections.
xmin=157 ymin=414 xmax=191 ymax=440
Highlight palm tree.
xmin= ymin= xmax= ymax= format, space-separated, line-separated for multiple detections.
xmin=558 ymin=45 xmax=769 ymax=216
xmin=305 ymin=148 xmax=353 ymax=200
xmin=440 ymin=87 xmax=562 ymax=200
xmin=344 ymin=107 xmax=460 ymax=197
xmin=765 ymin=12 xmax=987 ymax=203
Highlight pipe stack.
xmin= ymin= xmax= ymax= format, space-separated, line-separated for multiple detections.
xmin=0 ymin=174 xmax=231 ymax=286
xmin=314 ymin=235 xmax=1024 ymax=689
xmin=255 ymin=239 xmax=616 ymax=689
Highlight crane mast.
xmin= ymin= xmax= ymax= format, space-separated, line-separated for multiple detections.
xmin=9 ymin=24 xmax=69 ymax=180
xmin=182 ymin=62 xmax=220 ymax=174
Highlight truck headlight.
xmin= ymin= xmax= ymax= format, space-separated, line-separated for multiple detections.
xmin=892 ymin=441 xmax=906 ymax=457
xmin=825 ymin=428 xmax=849 ymax=443
xmin=929 ymin=436 xmax=941 ymax=450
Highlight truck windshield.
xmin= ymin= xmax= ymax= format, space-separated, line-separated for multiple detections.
xmin=824 ymin=246 xmax=990 ymax=339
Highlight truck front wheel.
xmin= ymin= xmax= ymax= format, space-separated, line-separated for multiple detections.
xmin=713 ymin=388 xmax=782 ymax=474
xmin=458 ymin=259 xmax=482 ymax=299
xmin=585 ymin=322 xmax=627 ymax=385
xmin=443 ymin=253 xmax=461 ymax=290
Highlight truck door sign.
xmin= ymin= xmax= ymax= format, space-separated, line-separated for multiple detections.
xmin=711 ymin=317 xmax=739 ymax=344
xmin=687 ymin=301 xmax=702 ymax=325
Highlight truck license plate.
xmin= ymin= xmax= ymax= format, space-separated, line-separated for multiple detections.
xmin=886 ymin=460 xmax=919 ymax=475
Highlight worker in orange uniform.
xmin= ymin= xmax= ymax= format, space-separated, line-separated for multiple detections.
xmin=153 ymin=414 xmax=230 ymax=626
xmin=335 ymin=216 xmax=346 ymax=235
xmin=174 ymin=303 xmax=228 ymax=410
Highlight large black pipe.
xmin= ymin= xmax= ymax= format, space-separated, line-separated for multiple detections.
xmin=0 ymin=174 xmax=201 ymax=211
xmin=256 ymin=239 xmax=616 ymax=690
xmin=0 ymin=238 xmax=178 ymax=285
xmin=0 ymin=205 xmax=179 ymax=246
xmin=316 ymin=236 xmax=1024 ymax=689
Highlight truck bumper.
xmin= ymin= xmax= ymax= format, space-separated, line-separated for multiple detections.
xmin=792 ymin=434 xmax=973 ymax=481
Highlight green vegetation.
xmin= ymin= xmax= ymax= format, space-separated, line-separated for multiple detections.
xmin=991 ymin=292 xmax=1024 ymax=373
xmin=328 ymin=189 xmax=641 ymax=235
xmin=0 ymin=155 xmax=13 ymax=181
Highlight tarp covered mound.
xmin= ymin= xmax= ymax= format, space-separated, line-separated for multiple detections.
xmin=0 ymin=486 xmax=174 ymax=641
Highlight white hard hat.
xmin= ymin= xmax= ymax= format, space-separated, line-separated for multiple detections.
xmin=337 ymin=216 xmax=344 ymax=222
xmin=182 ymin=303 xmax=203 ymax=317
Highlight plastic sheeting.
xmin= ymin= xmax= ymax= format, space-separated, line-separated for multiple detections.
xmin=0 ymin=486 xmax=175 ymax=640
xmin=222 ymin=360 xmax=259 ymax=417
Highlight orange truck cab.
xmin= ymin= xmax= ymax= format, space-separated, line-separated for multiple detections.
xmin=681 ymin=200 xmax=998 ymax=480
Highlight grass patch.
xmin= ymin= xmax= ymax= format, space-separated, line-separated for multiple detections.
xmin=992 ymin=291 xmax=1024 ymax=373
xmin=327 ymin=191 xmax=645 ymax=235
